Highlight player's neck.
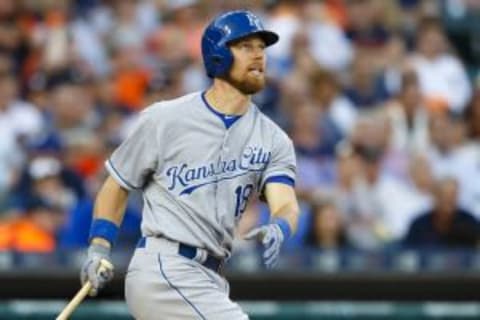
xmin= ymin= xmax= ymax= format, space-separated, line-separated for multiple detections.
xmin=205 ymin=80 xmax=251 ymax=115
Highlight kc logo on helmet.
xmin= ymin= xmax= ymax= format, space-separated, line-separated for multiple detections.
xmin=246 ymin=12 xmax=262 ymax=29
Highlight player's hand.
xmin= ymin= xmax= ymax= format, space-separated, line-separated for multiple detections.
xmin=244 ymin=223 xmax=285 ymax=269
xmin=80 ymin=243 xmax=114 ymax=296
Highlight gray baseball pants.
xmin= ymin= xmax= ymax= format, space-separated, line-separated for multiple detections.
xmin=125 ymin=237 xmax=249 ymax=320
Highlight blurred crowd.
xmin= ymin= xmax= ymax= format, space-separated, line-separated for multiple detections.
xmin=0 ymin=0 xmax=479 ymax=256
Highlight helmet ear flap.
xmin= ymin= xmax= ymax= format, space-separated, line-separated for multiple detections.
xmin=208 ymin=46 xmax=233 ymax=78
xmin=211 ymin=55 xmax=223 ymax=65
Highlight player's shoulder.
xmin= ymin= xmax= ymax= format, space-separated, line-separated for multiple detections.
xmin=141 ymin=91 xmax=202 ymax=119
xmin=255 ymin=107 xmax=293 ymax=144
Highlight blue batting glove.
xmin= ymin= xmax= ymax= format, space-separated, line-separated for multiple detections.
xmin=244 ymin=219 xmax=291 ymax=269
xmin=80 ymin=243 xmax=114 ymax=296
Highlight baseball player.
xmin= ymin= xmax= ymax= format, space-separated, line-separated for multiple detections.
xmin=80 ymin=10 xmax=299 ymax=320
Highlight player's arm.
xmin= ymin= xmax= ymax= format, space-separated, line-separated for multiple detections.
xmin=90 ymin=175 xmax=130 ymax=248
xmin=80 ymin=175 xmax=129 ymax=296
xmin=244 ymin=182 xmax=298 ymax=268
xmin=244 ymin=130 xmax=298 ymax=268
xmin=263 ymin=182 xmax=299 ymax=235
xmin=80 ymin=107 xmax=161 ymax=295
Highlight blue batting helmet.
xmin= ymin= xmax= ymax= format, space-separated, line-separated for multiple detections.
xmin=201 ymin=10 xmax=279 ymax=78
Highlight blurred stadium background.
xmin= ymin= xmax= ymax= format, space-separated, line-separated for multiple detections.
xmin=0 ymin=0 xmax=480 ymax=319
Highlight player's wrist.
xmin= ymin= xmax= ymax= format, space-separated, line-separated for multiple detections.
xmin=90 ymin=237 xmax=112 ymax=249
xmin=88 ymin=241 xmax=111 ymax=257
xmin=272 ymin=217 xmax=291 ymax=240
xmin=89 ymin=218 xmax=119 ymax=247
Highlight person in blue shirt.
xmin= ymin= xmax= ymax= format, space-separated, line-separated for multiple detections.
xmin=404 ymin=177 xmax=479 ymax=248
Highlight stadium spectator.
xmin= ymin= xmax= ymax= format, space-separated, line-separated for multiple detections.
xmin=105 ymin=0 xmax=159 ymax=52
xmin=303 ymin=0 xmax=353 ymax=73
xmin=0 ymin=196 xmax=64 ymax=253
xmin=149 ymin=0 xmax=203 ymax=64
xmin=327 ymin=142 xmax=361 ymax=213
xmin=290 ymin=103 xmax=340 ymax=158
xmin=377 ymin=33 xmax=409 ymax=97
xmin=8 ymin=155 xmax=84 ymax=212
xmin=344 ymin=52 xmax=391 ymax=109
xmin=309 ymin=68 xmax=357 ymax=136
xmin=147 ymin=0 xmax=206 ymax=96
xmin=344 ymin=0 xmax=392 ymax=49
xmin=0 ymin=0 xmax=26 ymax=72
xmin=351 ymin=113 xmax=409 ymax=179
xmin=27 ymin=156 xmax=77 ymax=210
xmin=404 ymin=177 xmax=480 ymax=248
xmin=424 ymin=111 xmax=479 ymax=218
xmin=0 ymin=72 xmax=44 ymax=201
xmin=406 ymin=153 xmax=434 ymax=208
xmin=280 ymin=30 xmax=319 ymax=111
xmin=305 ymin=200 xmax=349 ymax=250
xmin=110 ymin=45 xmax=151 ymax=111
xmin=409 ymin=17 xmax=471 ymax=113
xmin=264 ymin=0 xmax=304 ymax=77
xmin=425 ymin=111 xmax=465 ymax=176
xmin=93 ymin=75 xmax=130 ymax=115
xmin=0 ymin=72 xmax=44 ymax=145
xmin=44 ymin=75 xmax=97 ymax=154
xmin=342 ymin=115 xmax=428 ymax=249
xmin=386 ymin=70 xmax=430 ymax=154
xmin=290 ymin=103 xmax=338 ymax=202
xmin=70 ymin=11 xmax=110 ymax=77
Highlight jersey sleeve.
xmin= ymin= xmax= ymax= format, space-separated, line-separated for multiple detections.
xmin=105 ymin=108 xmax=162 ymax=190
xmin=259 ymin=131 xmax=296 ymax=192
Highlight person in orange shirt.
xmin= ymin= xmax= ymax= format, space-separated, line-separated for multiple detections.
xmin=0 ymin=197 xmax=64 ymax=253
xmin=112 ymin=47 xmax=151 ymax=111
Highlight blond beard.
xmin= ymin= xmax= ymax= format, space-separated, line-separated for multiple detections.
xmin=222 ymin=72 xmax=266 ymax=95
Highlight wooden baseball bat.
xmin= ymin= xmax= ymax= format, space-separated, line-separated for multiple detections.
xmin=56 ymin=259 xmax=114 ymax=320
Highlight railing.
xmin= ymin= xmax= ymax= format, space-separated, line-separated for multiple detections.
xmin=1 ymin=248 xmax=480 ymax=301
xmin=2 ymin=247 xmax=480 ymax=272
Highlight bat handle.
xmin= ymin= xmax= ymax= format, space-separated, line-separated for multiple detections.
xmin=98 ymin=258 xmax=114 ymax=273
xmin=56 ymin=281 xmax=92 ymax=320
xmin=55 ymin=259 xmax=114 ymax=320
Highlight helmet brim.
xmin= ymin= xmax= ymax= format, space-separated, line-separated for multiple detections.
xmin=226 ymin=30 xmax=279 ymax=47
xmin=256 ymin=30 xmax=279 ymax=47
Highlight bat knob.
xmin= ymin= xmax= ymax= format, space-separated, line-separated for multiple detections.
xmin=98 ymin=259 xmax=114 ymax=273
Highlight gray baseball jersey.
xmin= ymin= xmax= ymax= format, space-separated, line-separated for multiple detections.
xmin=106 ymin=91 xmax=296 ymax=258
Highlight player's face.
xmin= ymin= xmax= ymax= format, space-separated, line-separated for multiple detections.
xmin=226 ymin=36 xmax=267 ymax=95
